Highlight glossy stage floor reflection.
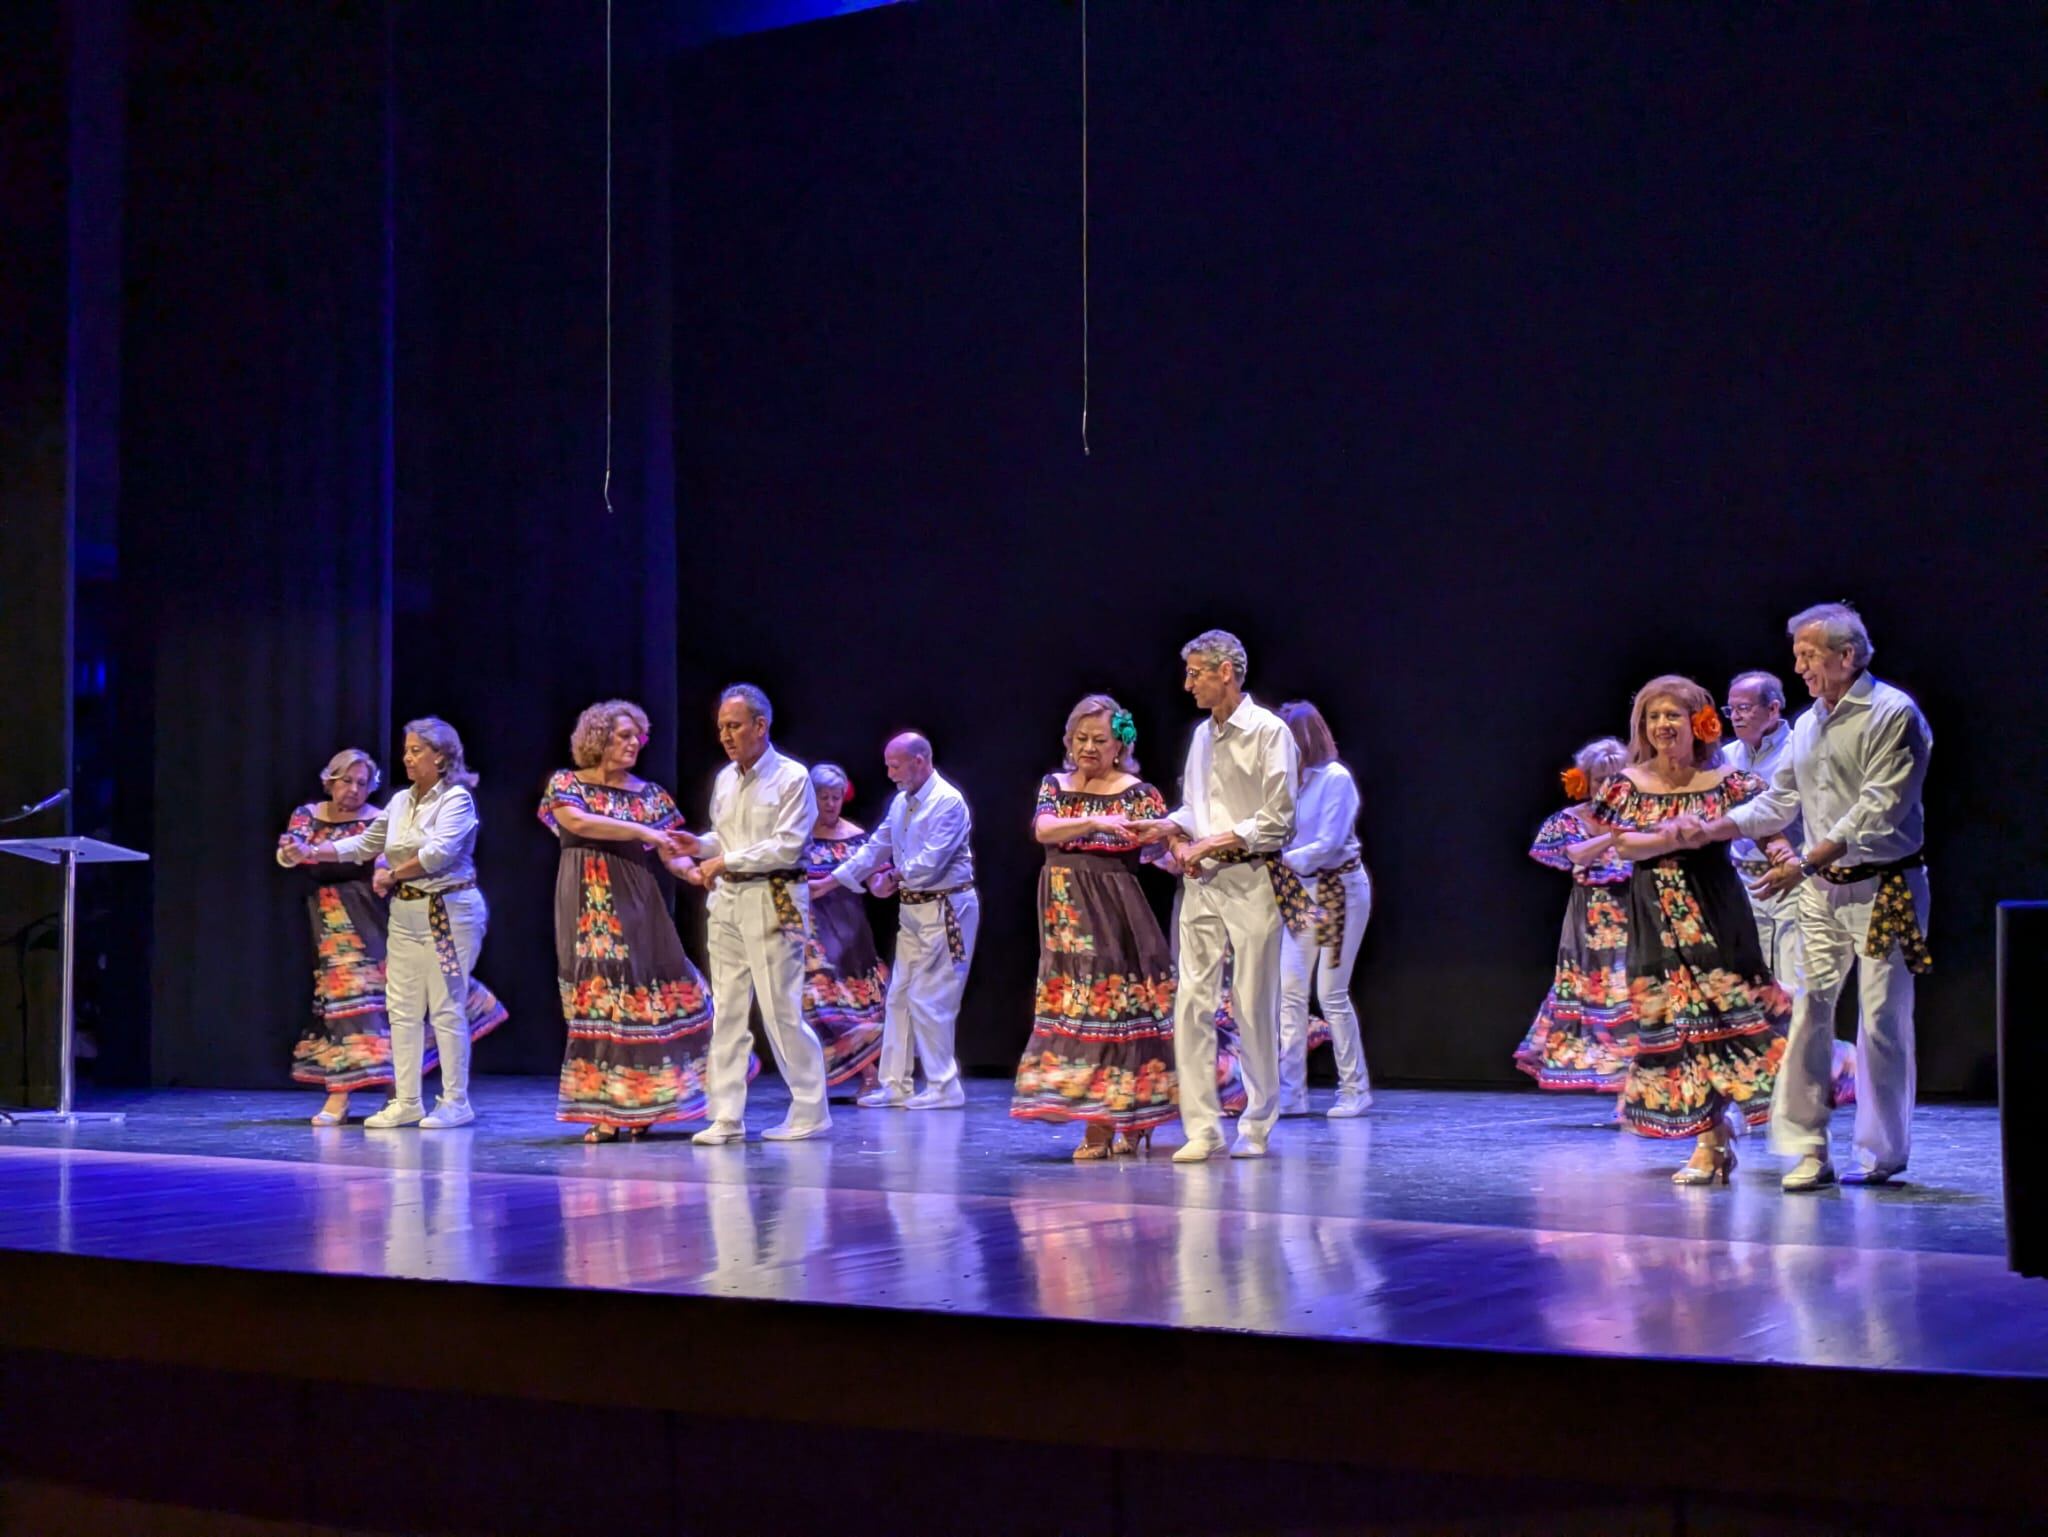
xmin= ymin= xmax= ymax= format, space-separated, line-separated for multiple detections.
xmin=0 ymin=1079 xmax=2038 ymax=1377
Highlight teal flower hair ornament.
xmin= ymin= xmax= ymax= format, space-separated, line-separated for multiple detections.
xmin=1110 ymin=709 xmax=1137 ymax=747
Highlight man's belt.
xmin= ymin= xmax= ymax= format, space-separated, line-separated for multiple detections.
xmin=727 ymin=868 xmax=809 ymax=942
xmin=1824 ymin=852 xmax=1930 ymax=974
xmin=900 ymin=882 xmax=974 ymax=964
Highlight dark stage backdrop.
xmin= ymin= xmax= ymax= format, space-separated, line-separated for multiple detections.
xmin=670 ymin=3 xmax=2046 ymax=1090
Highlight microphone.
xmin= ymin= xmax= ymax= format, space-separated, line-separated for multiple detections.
xmin=1 ymin=788 xmax=70 ymax=825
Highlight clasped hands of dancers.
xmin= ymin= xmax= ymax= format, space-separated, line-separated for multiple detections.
xmin=276 ymin=629 xmax=1371 ymax=1160
xmin=276 ymin=603 xmax=1928 ymax=1186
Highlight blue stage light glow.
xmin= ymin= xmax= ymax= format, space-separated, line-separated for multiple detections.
xmin=679 ymin=0 xmax=911 ymax=48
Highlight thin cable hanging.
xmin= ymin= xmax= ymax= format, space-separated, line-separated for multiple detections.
xmin=1080 ymin=0 xmax=1090 ymax=456
xmin=603 ymin=0 xmax=615 ymax=512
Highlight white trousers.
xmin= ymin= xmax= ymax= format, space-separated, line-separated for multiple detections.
xmin=705 ymin=883 xmax=829 ymax=1128
xmin=1174 ymin=864 xmax=1283 ymax=1145
xmin=1745 ymin=885 xmax=1803 ymax=992
xmin=875 ymin=890 xmax=978 ymax=1096
xmin=386 ymin=887 xmax=487 ymax=1108
xmin=1279 ymin=867 xmax=1373 ymax=1101
xmin=1768 ymin=868 xmax=1927 ymax=1173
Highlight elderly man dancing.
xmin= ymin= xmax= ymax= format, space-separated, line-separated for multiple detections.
xmin=1698 ymin=603 xmax=1933 ymax=1191
xmin=832 ymin=732 xmax=979 ymax=1110
xmin=1136 ymin=629 xmax=1299 ymax=1162
xmin=671 ymin=684 xmax=832 ymax=1144
xmin=1721 ymin=669 xmax=1802 ymax=985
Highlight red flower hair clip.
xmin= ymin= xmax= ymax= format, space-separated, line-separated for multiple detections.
xmin=1559 ymin=766 xmax=1591 ymax=800
xmin=1691 ymin=704 xmax=1723 ymax=744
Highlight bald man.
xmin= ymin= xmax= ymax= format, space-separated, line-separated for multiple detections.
xmin=831 ymin=733 xmax=978 ymax=1108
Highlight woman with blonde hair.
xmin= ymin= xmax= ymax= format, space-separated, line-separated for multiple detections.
xmin=284 ymin=717 xmax=500 ymax=1128
xmin=1512 ymin=737 xmax=1635 ymax=1094
xmin=1011 ymin=694 xmax=1180 ymax=1157
xmin=542 ymin=699 xmax=721 ymax=1141
xmin=277 ymin=747 xmax=507 ymax=1124
xmin=1590 ymin=677 xmax=1789 ymax=1182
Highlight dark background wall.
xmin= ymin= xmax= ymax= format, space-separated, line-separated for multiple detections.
xmin=671 ymin=2 xmax=2045 ymax=1090
xmin=27 ymin=2 xmax=2041 ymax=1093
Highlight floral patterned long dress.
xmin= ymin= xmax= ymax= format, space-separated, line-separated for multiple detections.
xmin=1591 ymin=771 xmax=1790 ymax=1137
xmin=802 ymin=832 xmax=889 ymax=1085
xmin=1011 ymin=777 xmax=1181 ymax=1132
xmin=1513 ymin=807 xmax=1637 ymax=1090
xmin=542 ymin=771 xmax=719 ymax=1130
xmin=280 ymin=804 xmax=508 ymax=1090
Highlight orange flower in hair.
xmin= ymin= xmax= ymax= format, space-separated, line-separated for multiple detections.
xmin=1559 ymin=766 xmax=1591 ymax=800
xmin=1691 ymin=704 xmax=1723 ymax=744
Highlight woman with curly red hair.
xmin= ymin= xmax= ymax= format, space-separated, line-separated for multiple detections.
xmin=1590 ymin=676 xmax=1790 ymax=1183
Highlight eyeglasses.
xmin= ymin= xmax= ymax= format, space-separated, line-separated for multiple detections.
xmin=1722 ymin=701 xmax=1765 ymax=717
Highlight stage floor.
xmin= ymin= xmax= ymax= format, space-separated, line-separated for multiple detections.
xmin=0 ymin=1077 xmax=2039 ymax=1379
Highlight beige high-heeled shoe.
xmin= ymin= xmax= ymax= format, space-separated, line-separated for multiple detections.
xmin=1073 ymin=1129 xmax=1114 ymax=1161
xmin=1672 ymin=1139 xmax=1737 ymax=1185
xmin=1113 ymin=1126 xmax=1155 ymax=1156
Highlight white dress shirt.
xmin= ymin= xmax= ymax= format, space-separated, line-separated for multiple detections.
xmin=696 ymin=745 xmax=816 ymax=873
xmin=1280 ymin=761 xmax=1361 ymax=875
xmin=1727 ymin=672 xmax=1931 ymax=864
xmin=1168 ymin=695 xmax=1298 ymax=852
xmin=833 ymin=770 xmax=975 ymax=892
xmin=328 ymin=780 xmax=479 ymax=890
xmin=1723 ymin=719 xmax=1799 ymax=864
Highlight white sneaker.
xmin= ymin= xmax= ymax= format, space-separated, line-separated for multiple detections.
xmin=1781 ymin=1155 xmax=1837 ymax=1192
xmin=1172 ymin=1132 xmax=1225 ymax=1164
xmin=856 ymin=1088 xmax=909 ymax=1109
xmin=419 ymin=1099 xmax=475 ymax=1129
xmin=691 ymin=1121 xmax=746 ymax=1146
xmin=761 ymin=1117 xmax=831 ymax=1142
xmin=1229 ymin=1132 xmax=1269 ymax=1159
xmin=1327 ymin=1093 xmax=1372 ymax=1118
xmin=904 ymin=1082 xmax=967 ymax=1110
xmin=364 ymin=1100 xmax=425 ymax=1129
xmin=1277 ymin=1097 xmax=1312 ymax=1118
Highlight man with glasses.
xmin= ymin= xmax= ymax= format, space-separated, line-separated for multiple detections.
xmin=1722 ymin=671 xmax=1801 ymax=983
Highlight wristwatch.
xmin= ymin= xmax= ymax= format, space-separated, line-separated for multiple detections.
xmin=1797 ymin=857 xmax=1820 ymax=880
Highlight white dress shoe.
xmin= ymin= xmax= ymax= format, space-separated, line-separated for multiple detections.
xmin=1277 ymin=1098 xmax=1312 ymax=1118
xmin=419 ymin=1098 xmax=475 ymax=1129
xmin=762 ymin=1117 xmax=831 ymax=1142
xmin=1229 ymin=1132 xmax=1269 ymax=1159
xmin=1840 ymin=1163 xmax=1905 ymax=1187
xmin=691 ymin=1121 xmax=746 ymax=1146
xmin=1326 ymin=1093 xmax=1372 ymax=1118
xmin=1781 ymin=1155 xmax=1837 ymax=1192
xmin=363 ymin=1100 xmax=425 ymax=1129
xmin=904 ymin=1082 xmax=967 ymax=1110
xmin=856 ymin=1088 xmax=909 ymax=1109
xmin=1172 ymin=1133 xmax=1225 ymax=1164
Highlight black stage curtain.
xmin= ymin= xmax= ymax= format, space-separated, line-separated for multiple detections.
xmin=671 ymin=3 xmax=2048 ymax=1088
xmin=390 ymin=3 xmax=680 ymax=1075
xmin=123 ymin=1 xmax=394 ymax=1085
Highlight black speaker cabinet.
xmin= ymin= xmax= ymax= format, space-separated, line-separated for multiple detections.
xmin=2000 ymin=901 xmax=2048 ymax=1277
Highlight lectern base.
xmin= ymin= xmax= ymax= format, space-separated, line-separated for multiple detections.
xmin=0 ymin=1110 xmax=128 ymax=1127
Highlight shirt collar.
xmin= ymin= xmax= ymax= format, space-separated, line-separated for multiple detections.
xmin=1213 ymin=694 xmax=1259 ymax=738
xmin=739 ymin=744 xmax=782 ymax=782
xmin=1816 ymin=671 xmax=1875 ymax=724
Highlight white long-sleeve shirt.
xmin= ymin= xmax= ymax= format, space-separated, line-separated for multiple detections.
xmin=1727 ymin=672 xmax=1931 ymax=866
xmin=1281 ymin=760 xmax=1361 ymax=876
xmin=1167 ymin=695 xmax=1298 ymax=853
xmin=696 ymin=745 xmax=817 ymax=877
xmin=834 ymin=769 xmax=975 ymax=892
xmin=1723 ymin=719 xmax=1799 ymax=865
xmin=327 ymin=780 xmax=479 ymax=890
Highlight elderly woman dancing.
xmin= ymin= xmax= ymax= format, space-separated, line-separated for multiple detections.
xmin=802 ymin=763 xmax=889 ymax=1091
xmin=1591 ymin=677 xmax=1789 ymax=1183
xmin=277 ymin=748 xmax=506 ymax=1125
xmin=543 ymin=700 xmax=720 ymax=1141
xmin=284 ymin=718 xmax=498 ymax=1128
xmin=1513 ymin=737 xmax=1636 ymax=1095
xmin=1010 ymin=695 xmax=1180 ymax=1157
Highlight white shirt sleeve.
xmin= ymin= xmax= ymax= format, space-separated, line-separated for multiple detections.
xmin=833 ymin=808 xmax=895 ymax=889
xmin=414 ymin=788 xmax=476 ymax=875
xmin=1283 ymin=766 xmax=1357 ymax=874
xmin=1726 ymin=742 xmax=1801 ymax=841
xmin=1826 ymin=703 xmax=1930 ymax=864
xmin=1233 ymin=723 xmax=1298 ymax=852
xmin=327 ymin=806 xmax=392 ymax=864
